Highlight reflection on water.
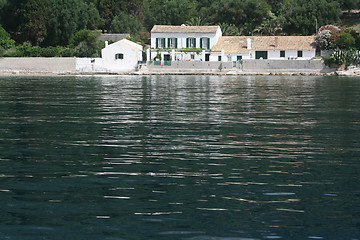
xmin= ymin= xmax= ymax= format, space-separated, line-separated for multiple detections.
xmin=0 ymin=75 xmax=360 ymax=239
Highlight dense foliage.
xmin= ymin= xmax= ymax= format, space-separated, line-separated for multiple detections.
xmin=0 ymin=0 xmax=359 ymax=57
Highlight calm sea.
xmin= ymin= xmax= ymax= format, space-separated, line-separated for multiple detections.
xmin=0 ymin=75 xmax=359 ymax=240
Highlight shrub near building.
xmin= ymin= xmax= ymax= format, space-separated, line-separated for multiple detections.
xmin=317 ymin=25 xmax=360 ymax=67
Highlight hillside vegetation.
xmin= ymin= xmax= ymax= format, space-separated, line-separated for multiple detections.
xmin=0 ymin=0 xmax=359 ymax=57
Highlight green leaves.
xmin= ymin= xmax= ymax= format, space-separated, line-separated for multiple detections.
xmin=0 ymin=25 xmax=15 ymax=50
xmin=110 ymin=11 xmax=145 ymax=34
xmin=144 ymin=0 xmax=197 ymax=29
xmin=286 ymin=0 xmax=342 ymax=35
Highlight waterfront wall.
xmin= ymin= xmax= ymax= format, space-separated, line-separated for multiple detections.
xmin=144 ymin=59 xmax=335 ymax=74
xmin=0 ymin=57 xmax=336 ymax=75
xmin=241 ymin=59 xmax=332 ymax=73
xmin=0 ymin=57 xmax=76 ymax=73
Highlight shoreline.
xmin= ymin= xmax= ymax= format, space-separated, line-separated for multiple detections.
xmin=0 ymin=65 xmax=359 ymax=77
xmin=0 ymin=70 xmax=354 ymax=77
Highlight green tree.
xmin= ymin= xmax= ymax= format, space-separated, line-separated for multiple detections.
xmin=202 ymin=0 xmax=271 ymax=34
xmin=286 ymin=0 xmax=342 ymax=35
xmin=333 ymin=28 xmax=357 ymax=49
xmin=98 ymin=0 xmax=119 ymax=32
xmin=0 ymin=25 xmax=15 ymax=49
xmin=70 ymin=29 xmax=100 ymax=57
xmin=186 ymin=17 xmax=206 ymax=26
xmin=45 ymin=0 xmax=101 ymax=46
xmin=337 ymin=0 xmax=360 ymax=12
xmin=220 ymin=23 xmax=243 ymax=36
xmin=110 ymin=11 xmax=145 ymax=34
xmin=19 ymin=0 xmax=49 ymax=45
xmin=144 ymin=0 xmax=196 ymax=30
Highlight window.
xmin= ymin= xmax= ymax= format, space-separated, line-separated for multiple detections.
xmin=255 ymin=51 xmax=268 ymax=59
xmin=237 ymin=56 xmax=242 ymax=61
xmin=168 ymin=38 xmax=177 ymax=48
xmin=227 ymin=55 xmax=232 ymax=61
xmin=191 ymin=54 xmax=195 ymax=60
xmin=200 ymin=37 xmax=210 ymax=50
xmin=297 ymin=50 xmax=303 ymax=58
xmin=218 ymin=56 xmax=222 ymax=61
xmin=115 ymin=53 xmax=124 ymax=60
xmin=187 ymin=38 xmax=196 ymax=48
xmin=280 ymin=51 xmax=285 ymax=58
xmin=156 ymin=38 xmax=165 ymax=48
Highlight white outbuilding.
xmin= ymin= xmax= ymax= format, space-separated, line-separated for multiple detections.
xmin=101 ymin=39 xmax=143 ymax=72
xmin=211 ymin=36 xmax=316 ymax=61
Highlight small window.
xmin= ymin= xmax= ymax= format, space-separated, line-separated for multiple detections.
xmin=297 ymin=51 xmax=303 ymax=58
xmin=115 ymin=53 xmax=124 ymax=60
xmin=280 ymin=51 xmax=285 ymax=58
xmin=218 ymin=56 xmax=222 ymax=61
xmin=187 ymin=38 xmax=196 ymax=48
xmin=237 ymin=56 xmax=242 ymax=61
xmin=191 ymin=54 xmax=195 ymax=60
xmin=169 ymin=38 xmax=177 ymax=48
xmin=201 ymin=37 xmax=210 ymax=50
xmin=156 ymin=38 xmax=165 ymax=48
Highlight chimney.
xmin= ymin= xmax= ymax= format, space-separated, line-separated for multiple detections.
xmin=275 ymin=37 xmax=278 ymax=47
xmin=105 ymin=41 xmax=108 ymax=48
xmin=247 ymin=38 xmax=251 ymax=50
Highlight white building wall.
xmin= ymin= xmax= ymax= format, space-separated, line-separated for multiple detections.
xmin=210 ymin=53 xmax=250 ymax=62
xmin=248 ymin=50 xmax=315 ymax=60
xmin=151 ymin=27 xmax=222 ymax=50
xmin=101 ymin=39 xmax=143 ymax=72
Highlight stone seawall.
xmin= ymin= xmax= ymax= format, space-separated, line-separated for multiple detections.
xmin=143 ymin=59 xmax=336 ymax=75
xmin=0 ymin=57 xmax=76 ymax=74
xmin=0 ymin=57 xmax=340 ymax=75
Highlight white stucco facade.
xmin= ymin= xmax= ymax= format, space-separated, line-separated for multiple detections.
xmin=149 ymin=26 xmax=316 ymax=62
xmin=150 ymin=25 xmax=222 ymax=61
xmin=101 ymin=39 xmax=143 ymax=72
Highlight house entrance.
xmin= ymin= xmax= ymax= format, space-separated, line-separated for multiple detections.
xmin=164 ymin=54 xmax=171 ymax=61
xmin=205 ymin=54 xmax=210 ymax=61
xmin=255 ymin=51 xmax=268 ymax=59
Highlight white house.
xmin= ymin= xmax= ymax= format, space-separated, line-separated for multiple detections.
xmin=150 ymin=25 xmax=222 ymax=61
xmin=211 ymin=36 xmax=316 ymax=61
xmin=101 ymin=39 xmax=143 ymax=72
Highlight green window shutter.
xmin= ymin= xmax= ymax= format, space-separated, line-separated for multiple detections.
xmin=175 ymin=38 xmax=178 ymax=49
xmin=168 ymin=38 xmax=170 ymax=48
xmin=186 ymin=38 xmax=189 ymax=48
xmin=200 ymin=38 xmax=203 ymax=49
xmin=207 ymin=38 xmax=210 ymax=50
xmin=156 ymin=38 xmax=158 ymax=49
xmin=162 ymin=38 xmax=165 ymax=48
xmin=194 ymin=38 xmax=196 ymax=48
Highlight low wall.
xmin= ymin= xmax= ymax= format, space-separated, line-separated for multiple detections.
xmin=144 ymin=59 xmax=335 ymax=74
xmin=0 ymin=58 xmax=336 ymax=75
xmin=0 ymin=57 xmax=76 ymax=73
xmin=241 ymin=59 xmax=333 ymax=73
xmin=146 ymin=61 xmax=235 ymax=73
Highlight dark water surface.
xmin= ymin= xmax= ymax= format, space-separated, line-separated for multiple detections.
xmin=0 ymin=75 xmax=360 ymax=240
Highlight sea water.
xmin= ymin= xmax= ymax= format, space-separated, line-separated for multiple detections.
xmin=0 ymin=75 xmax=359 ymax=239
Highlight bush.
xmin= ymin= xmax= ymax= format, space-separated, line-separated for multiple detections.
xmin=0 ymin=26 xmax=15 ymax=50
xmin=59 ymin=47 xmax=74 ymax=57
xmin=331 ymin=50 xmax=345 ymax=65
xmin=70 ymin=29 xmax=99 ymax=57
xmin=40 ymin=46 xmax=60 ymax=57
xmin=110 ymin=12 xmax=145 ymax=35
xmin=354 ymin=51 xmax=360 ymax=65
xmin=15 ymin=43 xmax=41 ymax=57
xmin=322 ymin=56 xmax=333 ymax=66
xmin=0 ymin=46 xmax=4 ymax=57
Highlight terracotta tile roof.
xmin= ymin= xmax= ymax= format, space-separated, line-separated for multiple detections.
xmin=211 ymin=36 xmax=250 ymax=53
xmin=212 ymin=36 xmax=316 ymax=53
xmin=151 ymin=25 xmax=220 ymax=33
